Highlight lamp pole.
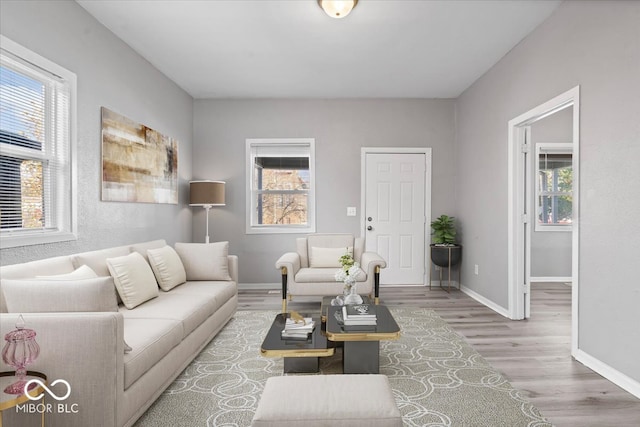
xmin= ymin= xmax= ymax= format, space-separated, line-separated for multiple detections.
xmin=204 ymin=204 xmax=212 ymax=244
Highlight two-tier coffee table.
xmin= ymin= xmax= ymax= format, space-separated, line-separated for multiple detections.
xmin=325 ymin=304 xmax=401 ymax=374
xmin=260 ymin=313 xmax=334 ymax=373
xmin=261 ymin=299 xmax=400 ymax=374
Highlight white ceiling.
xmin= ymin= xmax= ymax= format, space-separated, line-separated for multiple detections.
xmin=76 ymin=0 xmax=561 ymax=99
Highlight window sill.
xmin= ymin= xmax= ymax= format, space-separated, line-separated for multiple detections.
xmin=246 ymin=225 xmax=316 ymax=235
xmin=0 ymin=231 xmax=77 ymax=249
xmin=534 ymin=225 xmax=572 ymax=232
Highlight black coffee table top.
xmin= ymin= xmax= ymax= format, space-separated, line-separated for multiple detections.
xmin=260 ymin=313 xmax=334 ymax=358
xmin=325 ymin=304 xmax=401 ymax=342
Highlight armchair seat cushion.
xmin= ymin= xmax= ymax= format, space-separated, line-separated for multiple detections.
xmin=295 ymin=268 xmax=366 ymax=283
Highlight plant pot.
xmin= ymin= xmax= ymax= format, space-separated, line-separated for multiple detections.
xmin=430 ymin=244 xmax=462 ymax=268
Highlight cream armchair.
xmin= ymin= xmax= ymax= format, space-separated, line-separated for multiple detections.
xmin=275 ymin=234 xmax=386 ymax=312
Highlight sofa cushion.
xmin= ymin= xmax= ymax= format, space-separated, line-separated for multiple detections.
xmin=130 ymin=239 xmax=167 ymax=262
xmin=119 ymin=292 xmax=216 ymax=339
xmin=174 ymin=242 xmax=232 ymax=281
xmin=147 ymin=246 xmax=187 ymax=291
xmin=1 ymin=277 xmax=118 ymax=313
xmin=168 ymin=281 xmax=237 ymax=312
xmin=0 ymin=256 xmax=76 ymax=280
xmin=35 ymin=265 xmax=98 ymax=280
xmin=309 ymin=246 xmax=352 ymax=268
xmin=72 ymin=245 xmax=130 ymax=277
xmin=122 ymin=317 xmax=183 ymax=389
xmin=107 ymin=252 xmax=159 ymax=309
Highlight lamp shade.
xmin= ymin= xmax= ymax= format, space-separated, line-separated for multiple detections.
xmin=189 ymin=181 xmax=225 ymax=206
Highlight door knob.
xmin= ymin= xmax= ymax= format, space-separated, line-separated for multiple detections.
xmin=367 ymin=226 xmax=373 ymax=231
xmin=367 ymin=217 xmax=373 ymax=222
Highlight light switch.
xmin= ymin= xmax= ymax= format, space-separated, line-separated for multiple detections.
xmin=347 ymin=207 xmax=357 ymax=216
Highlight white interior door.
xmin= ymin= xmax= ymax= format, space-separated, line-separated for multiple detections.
xmin=364 ymin=152 xmax=427 ymax=284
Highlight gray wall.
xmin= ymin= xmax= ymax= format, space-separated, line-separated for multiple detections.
xmin=0 ymin=1 xmax=194 ymax=265
xmin=193 ymin=99 xmax=456 ymax=283
xmin=456 ymin=1 xmax=640 ymax=381
xmin=530 ymin=107 xmax=572 ymax=278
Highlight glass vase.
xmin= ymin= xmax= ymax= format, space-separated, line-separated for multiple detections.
xmin=343 ymin=282 xmax=363 ymax=305
xmin=2 ymin=315 xmax=40 ymax=394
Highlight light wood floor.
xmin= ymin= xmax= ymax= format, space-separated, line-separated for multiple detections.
xmin=238 ymin=282 xmax=640 ymax=426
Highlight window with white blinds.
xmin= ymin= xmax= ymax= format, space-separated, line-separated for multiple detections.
xmin=0 ymin=36 xmax=77 ymax=248
xmin=246 ymin=138 xmax=316 ymax=234
xmin=535 ymin=142 xmax=573 ymax=231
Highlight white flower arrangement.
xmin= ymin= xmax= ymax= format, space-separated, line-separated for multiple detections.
xmin=335 ymin=263 xmax=362 ymax=286
xmin=331 ymin=249 xmax=365 ymax=306
xmin=335 ymin=250 xmax=363 ymax=288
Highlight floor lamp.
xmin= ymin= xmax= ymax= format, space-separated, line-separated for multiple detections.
xmin=189 ymin=180 xmax=225 ymax=244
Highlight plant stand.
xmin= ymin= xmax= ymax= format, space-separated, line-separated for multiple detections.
xmin=429 ymin=245 xmax=461 ymax=292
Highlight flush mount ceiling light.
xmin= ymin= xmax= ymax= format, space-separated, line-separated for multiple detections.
xmin=318 ymin=0 xmax=358 ymax=19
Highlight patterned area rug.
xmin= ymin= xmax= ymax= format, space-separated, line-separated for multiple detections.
xmin=134 ymin=308 xmax=550 ymax=427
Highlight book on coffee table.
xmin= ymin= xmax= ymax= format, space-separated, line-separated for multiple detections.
xmin=281 ymin=330 xmax=313 ymax=339
xmin=344 ymin=304 xmax=377 ymax=319
xmin=342 ymin=306 xmax=377 ymax=326
xmin=284 ymin=318 xmax=315 ymax=330
xmin=282 ymin=317 xmax=315 ymax=339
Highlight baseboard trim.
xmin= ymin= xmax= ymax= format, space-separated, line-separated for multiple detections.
xmin=460 ymin=285 xmax=511 ymax=318
xmin=573 ymin=348 xmax=640 ymax=399
xmin=427 ymin=280 xmax=460 ymax=290
xmin=530 ymin=276 xmax=572 ymax=283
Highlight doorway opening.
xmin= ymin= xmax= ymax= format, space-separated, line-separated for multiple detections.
xmin=507 ymin=86 xmax=580 ymax=355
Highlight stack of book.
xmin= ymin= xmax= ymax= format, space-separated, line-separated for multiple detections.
xmin=342 ymin=304 xmax=377 ymax=327
xmin=281 ymin=317 xmax=315 ymax=339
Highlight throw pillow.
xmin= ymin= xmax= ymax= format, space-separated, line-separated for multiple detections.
xmin=174 ymin=242 xmax=232 ymax=281
xmin=1 ymin=276 xmax=118 ymax=313
xmin=35 ymin=265 xmax=99 ymax=280
xmin=310 ymin=246 xmax=353 ymax=268
xmin=106 ymin=252 xmax=159 ymax=309
xmin=147 ymin=245 xmax=187 ymax=291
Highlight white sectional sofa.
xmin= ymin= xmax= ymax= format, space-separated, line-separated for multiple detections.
xmin=0 ymin=239 xmax=238 ymax=427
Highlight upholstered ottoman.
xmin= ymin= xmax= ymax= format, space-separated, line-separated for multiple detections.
xmin=251 ymin=374 xmax=402 ymax=427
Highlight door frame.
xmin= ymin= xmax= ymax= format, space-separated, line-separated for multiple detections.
xmin=360 ymin=147 xmax=432 ymax=285
xmin=507 ymin=86 xmax=580 ymax=355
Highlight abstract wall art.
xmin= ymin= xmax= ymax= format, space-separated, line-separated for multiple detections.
xmin=101 ymin=107 xmax=178 ymax=204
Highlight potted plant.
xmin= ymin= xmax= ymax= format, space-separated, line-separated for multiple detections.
xmin=430 ymin=214 xmax=462 ymax=268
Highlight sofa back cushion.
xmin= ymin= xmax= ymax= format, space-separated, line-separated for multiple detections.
xmin=130 ymin=239 xmax=167 ymax=262
xmin=309 ymin=246 xmax=353 ymax=268
xmin=174 ymin=242 xmax=232 ymax=281
xmin=35 ymin=265 xmax=99 ymax=280
xmin=147 ymin=245 xmax=187 ymax=291
xmin=72 ymin=246 xmax=130 ymax=277
xmin=0 ymin=256 xmax=76 ymax=280
xmin=1 ymin=276 xmax=118 ymax=313
xmin=0 ymin=256 xmax=78 ymax=313
xmin=106 ymin=252 xmax=159 ymax=309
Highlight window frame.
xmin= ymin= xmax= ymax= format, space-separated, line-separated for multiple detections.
xmin=0 ymin=35 xmax=77 ymax=248
xmin=245 ymin=138 xmax=316 ymax=234
xmin=535 ymin=142 xmax=573 ymax=232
